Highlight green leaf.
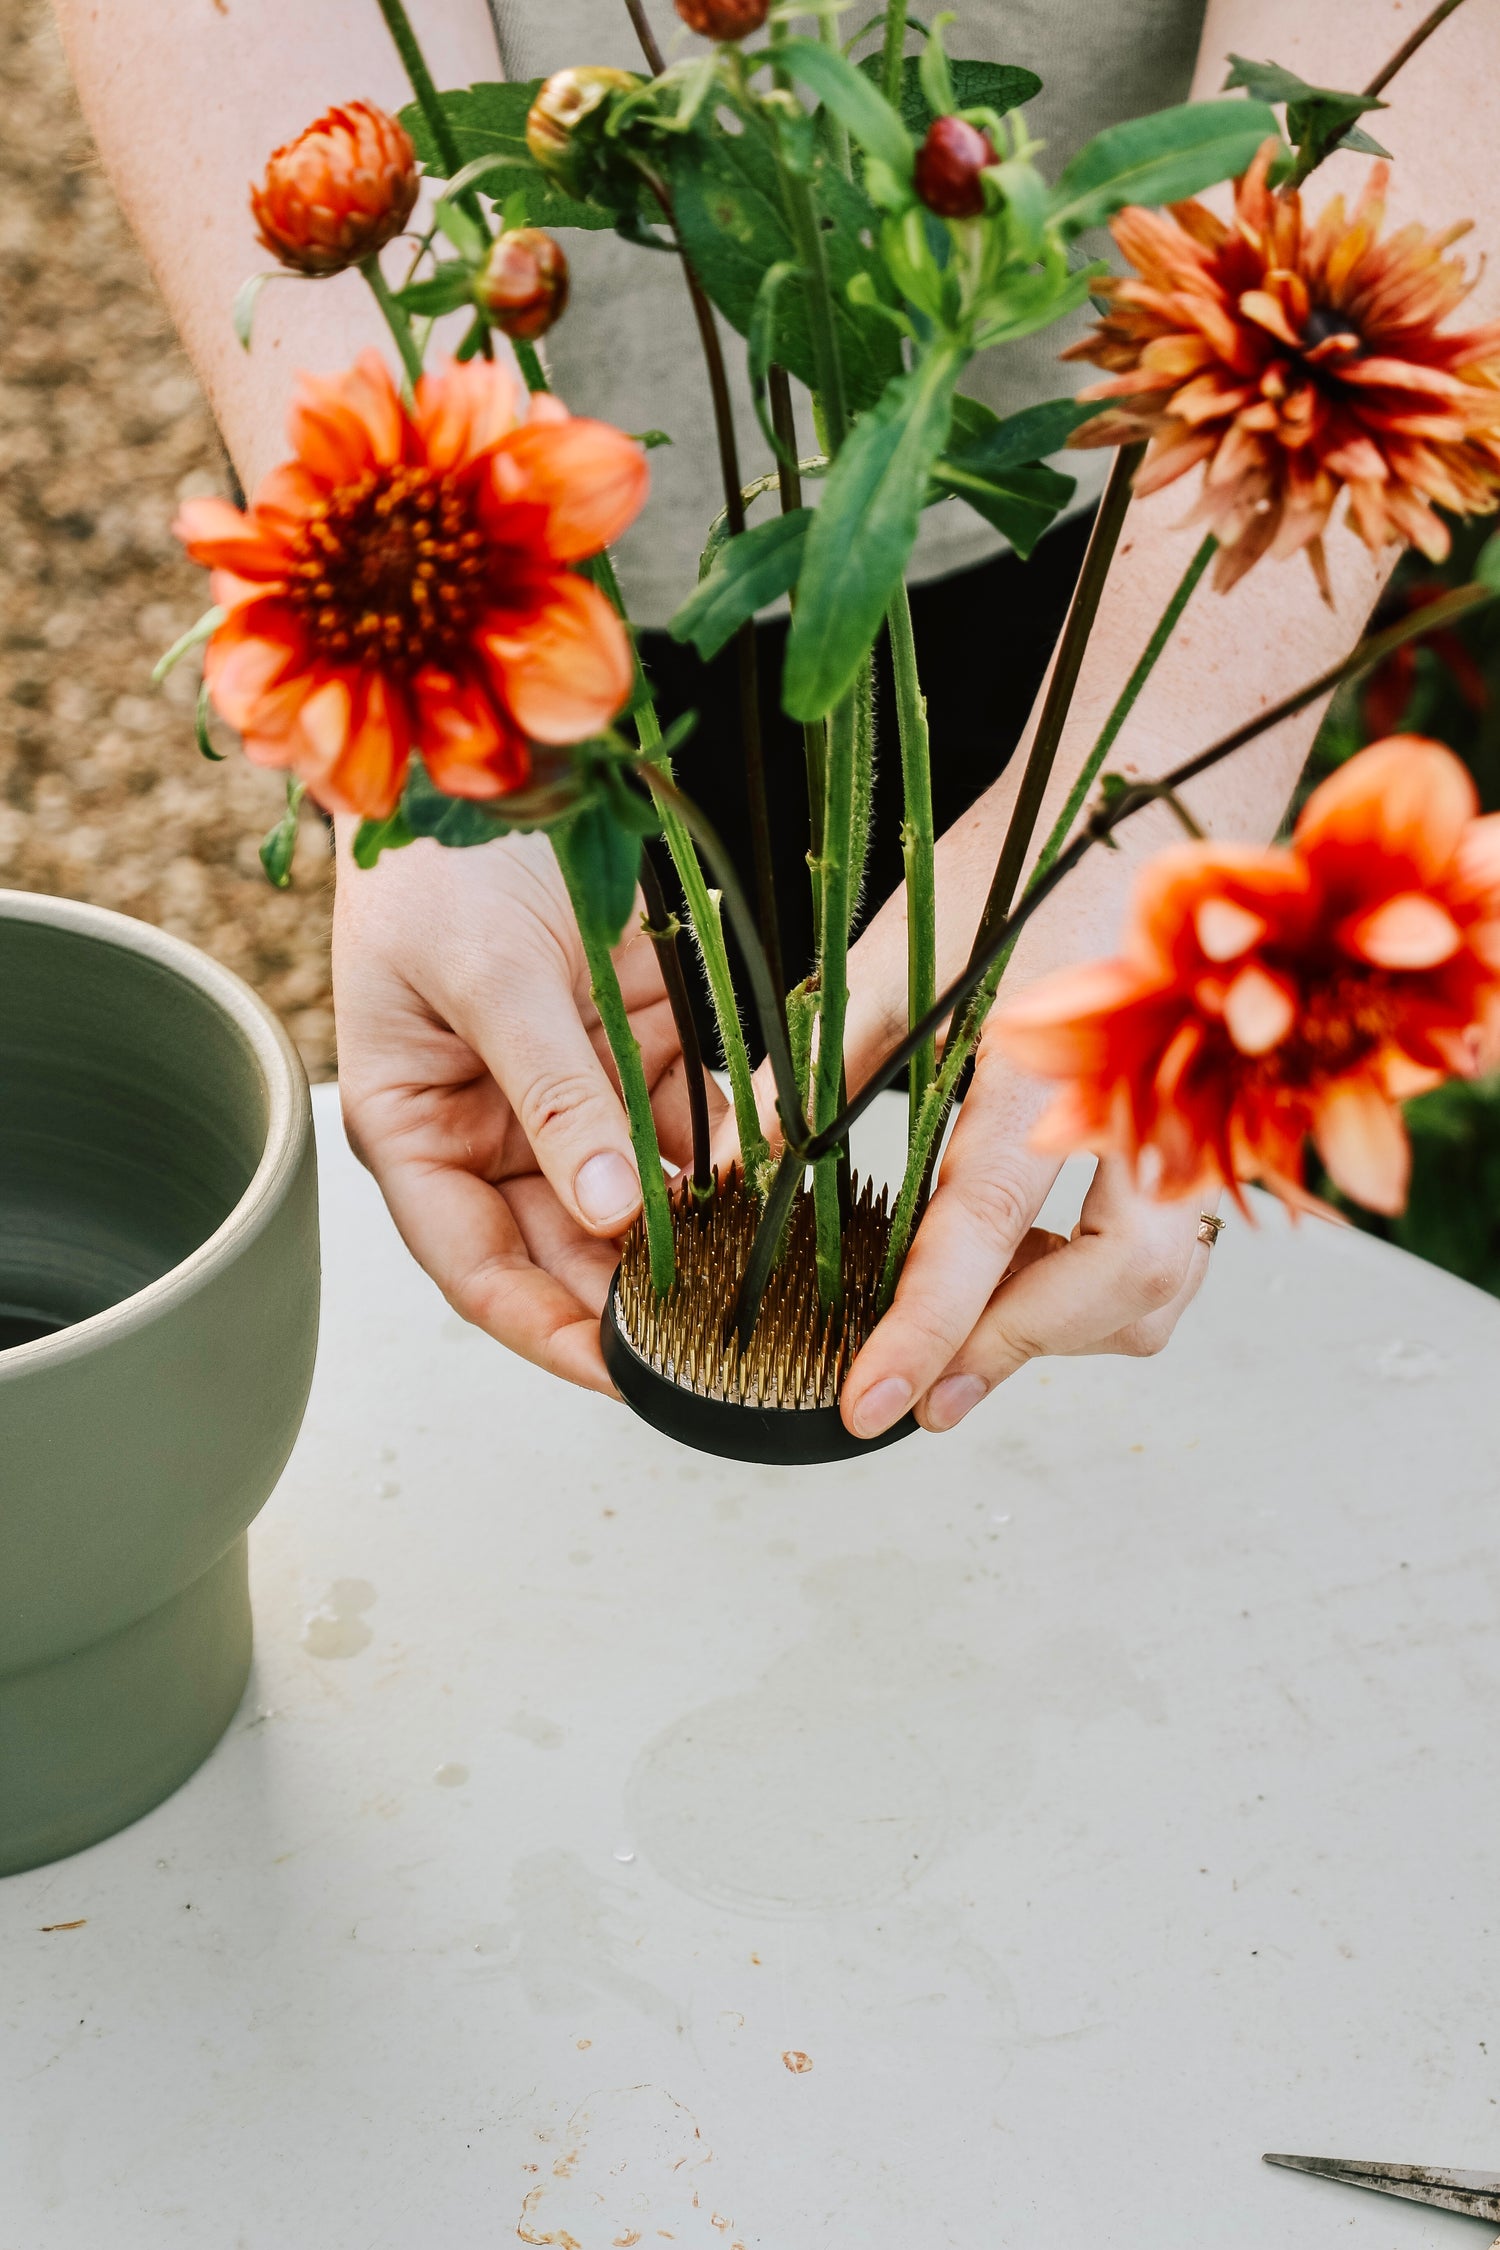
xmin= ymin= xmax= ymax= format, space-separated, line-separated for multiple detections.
xmin=946 ymin=393 xmax=1099 ymax=471
xmin=1473 ymin=531 xmax=1500 ymax=592
xmin=393 ymin=263 xmax=475 ymax=317
xmin=917 ymin=17 xmax=955 ymax=122
xmin=561 ymin=798 xmax=642 ymax=948
xmin=775 ymin=38 xmax=915 ymax=180
xmin=194 ymin=677 xmax=225 ymax=761
xmin=670 ymin=509 xmax=812 ymax=660
xmin=153 ymin=604 xmax=224 ymax=686
xmin=351 ymin=805 xmax=415 ymax=869
xmin=630 ymin=428 xmax=673 ymax=450
xmin=400 ymin=756 xmax=514 ymax=848
xmin=260 ymin=779 xmax=305 ymax=886
xmin=665 ymin=111 xmax=901 ymax=415
xmin=783 ymin=345 xmax=965 ymax=723
xmin=399 ymin=83 xmax=621 ymax=231
xmin=929 ymin=432 xmax=1075 ymax=558
xmin=748 ymin=260 xmax=802 ymax=463
xmin=1223 ymin=52 xmax=1390 ymax=163
xmin=1048 ymin=97 xmax=1282 ymax=238
xmin=857 ymin=53 xmax=1040 ymax=136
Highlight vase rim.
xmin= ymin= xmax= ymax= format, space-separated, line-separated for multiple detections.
xmin=0 ymin=890 xmax=311 ymax=1378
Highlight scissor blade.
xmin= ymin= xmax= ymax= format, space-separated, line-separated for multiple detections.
xmin=1264 ymin=2154 xmax=1500 ymax=2222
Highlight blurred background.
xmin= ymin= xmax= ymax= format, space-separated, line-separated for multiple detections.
xmin=4 ymin=0 xmax=1497 ymax=1282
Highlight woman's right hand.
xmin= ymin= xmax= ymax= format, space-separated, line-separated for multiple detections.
xmin=333 ymin=824 xmax=725 ymax=1395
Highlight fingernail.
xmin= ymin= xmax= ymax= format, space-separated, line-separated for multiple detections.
xmin=575 ymin=1151 xmax=640 ymax=1226
xmin=849 ymin=1376 xmax=912 ymax=1440
xmin=924 ymin=1374 xmax=988 ymax=1432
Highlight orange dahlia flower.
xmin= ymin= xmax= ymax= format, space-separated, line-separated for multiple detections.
xmin=251 ymin=101 xmax=419 ymax=278
xmin=1065 ymin=145 xmax=1500 ymax=593
xmin=174 ymin=352 xmax=647 ymax=818
xmin=990 ymin=738 xmax=1500 ymax=1216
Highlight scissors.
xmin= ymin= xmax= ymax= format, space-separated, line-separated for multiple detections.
xmin=1265 ymin=2153 xmax=1500 ymax=2241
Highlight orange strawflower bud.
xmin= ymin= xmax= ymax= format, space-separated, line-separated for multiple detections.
xmin=914 ymin=115 xmax=997 ymax=220
xmin=525 ymin=67 xmax=642 ymax=201
xmin=473 ymin=229 xmax=570 ymax=342
xmin=675 ymin=0 xmax=770 ymax=40
xmin=250 ymin=101 xmax=419 ymax=278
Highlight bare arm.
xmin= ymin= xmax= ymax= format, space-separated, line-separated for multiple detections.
xmin=51 ymin=0 xmax=499 ymax=488
xmin=839 ymin=0 xmax=1500 ymax=1440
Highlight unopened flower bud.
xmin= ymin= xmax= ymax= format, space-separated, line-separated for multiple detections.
xmin=914 ymin=114 xmax=998 ymax=221
xmin=525 ymin=67 xmax=643 ymax=201
xmin=250 ymin=101 xmax=418 ymax=277
xmin=474 ymin=229 xmax=570 ymax=342
xmin=674 ymin=0 xmax=770 ymax=40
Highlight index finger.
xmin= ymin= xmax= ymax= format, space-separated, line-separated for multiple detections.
xmin=372 ymin=1148 xmax=616 ymax=1396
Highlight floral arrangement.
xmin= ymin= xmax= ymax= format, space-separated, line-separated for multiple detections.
xmin=162 ymin=0 xmax=1500 ymax=1443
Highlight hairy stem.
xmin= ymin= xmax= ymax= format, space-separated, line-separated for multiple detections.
xmin=1364 ymin=0 xmax=1469 ymax=93
xmin=880 ymin=0 xmax=910 ymax=105
xmin=639 ymin=847 xmax=714 ymax=1204
xmin=553 ymin=824 xmax=675 ymax=1294
xmin=886 ymin=579 xmax=935 ymax=1136
xmin=811 ymin=689 xmax=858 ymax=1309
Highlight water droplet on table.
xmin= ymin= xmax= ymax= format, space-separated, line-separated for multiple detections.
xmin=1376 ymin=1338 xmax=1444 ymax=1383
xmin=434 ymin=1763 xmax=468 ymax=1788
xmin=612 ymin=1846 xmax=636 ymax=1865
xmin=301 ymin=1578 xmax=376 ymax=1659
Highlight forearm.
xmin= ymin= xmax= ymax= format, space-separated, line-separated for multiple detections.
xmin=903 ymin=0 xmax=1500 ymax=1003
xmin=51 ymin=0 xmax=499 ymax=489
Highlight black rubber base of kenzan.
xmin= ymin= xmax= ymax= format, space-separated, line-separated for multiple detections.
xmin=601 ymin=1283 xmax=918 ymax=1467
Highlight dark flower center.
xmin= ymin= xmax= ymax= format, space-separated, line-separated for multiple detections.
xmin=287 ymin=466 xmax=493 ymax=674
xmin=1300 ymin=302 xmax=1361 ymax=355
xmin=1248 ymin=967 xmax=1398 ymax=1089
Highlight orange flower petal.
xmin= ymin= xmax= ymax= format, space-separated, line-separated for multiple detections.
xmin=414 ymin=358 xmax=526 ymax=473
xmin=1295 ymin=734 xmax=1477 ymax=882
xmin=1340 ymin=889 xmax=1462 ymax=969
xmin=288 ymin=350 xmax=407 ymax=484
xmin=487 ymin=417 xmax=648 ymax=563
xmin=480 ymin=573 xmax=633 ymax=744
xmin=412 ymin=665 xmax=531 ymax=800
xmin=1311 ymin=1075 xmax=1410 ymax=1215
xmin=173 ymin=495 xmax=289 ymax=579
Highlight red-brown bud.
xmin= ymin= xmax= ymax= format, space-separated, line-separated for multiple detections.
xmin=473 ymin=229 xmax=570 ymax=342
xmin=913 ymin=114 xmax=998 ymax=220
xmin=674 ymin=0 xmax=770 ymax=39
xmin=250 ymin=101 xmax=419 ymax=277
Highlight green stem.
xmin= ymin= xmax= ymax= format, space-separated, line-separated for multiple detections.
xmin=588 ymin=550 xmax=772 ymax=1189
xmin=373 ymin=0 xmax=466 ymax=175
xmin=878 ymin=528 xmax=1215 ymax=1306
xmin=513 ymin=337 xmax=549 ymax=393
xmin=887 ymin=579 xmax=934 ymax=1137
xmin=553 ymin=824 xmax=675 ymax=1295
xmin=359 ymin=255 xmax=425 ymax=395
xmin=782 ymin=165 xmax=849 ymax=451
xmin=816 ymin=7 xmax=852 ymax=175
xmin=812 ymin=688 xmax=858 ymax=1308
xmin=879 ymin=0 xmax=909 ymax=105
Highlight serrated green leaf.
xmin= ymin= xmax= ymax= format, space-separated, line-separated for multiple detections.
xmin=260 ymin=779 xmax=306 ymax=886
xmin=670 ymin=509 xmax=812 ymax=660
xmin=398 ymin=83 xmax=622 ymax=231
xmin=665 ymin=109 xmax=901 ymax=415
xmin=1049 ymin=98 xmax=1281 ymax=238
xmin=856 ymin=53 xmax=1040 ymax=135
xmin=783 ymin=344 xmax=965 ymax=723
xmin=561 ymin=798 xmax=642 ymax=948
xmin=774 ymin=38 xmax=914 ymax=180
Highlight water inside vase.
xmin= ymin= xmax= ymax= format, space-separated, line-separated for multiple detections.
xmin=0 ymin=1304 xmax=67 ymax=1352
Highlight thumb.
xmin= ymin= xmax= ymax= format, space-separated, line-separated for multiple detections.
xmin=464 ymin=957 xmax=646 ymax=1238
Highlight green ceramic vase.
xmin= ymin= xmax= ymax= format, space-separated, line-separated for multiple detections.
xmin=0 ymin=893 xmax=319 ymax=1875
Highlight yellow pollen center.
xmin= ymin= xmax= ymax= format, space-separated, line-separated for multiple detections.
xmin=288 ymin=465 xmax=492 ymax=673
xmin=1246 ymin=968 xmax=1398 ymax=1088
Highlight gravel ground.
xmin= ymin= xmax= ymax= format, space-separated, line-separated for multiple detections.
xmin=0 ymin=0 xmax=336 ymax=1078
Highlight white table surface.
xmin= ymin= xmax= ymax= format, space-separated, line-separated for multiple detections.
xmin=4 ymin=1084 xmax=1500 ymax=2249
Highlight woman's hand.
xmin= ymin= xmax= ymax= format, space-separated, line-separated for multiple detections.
xmin=333 ymin=824 xmax=724 ymax=1395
